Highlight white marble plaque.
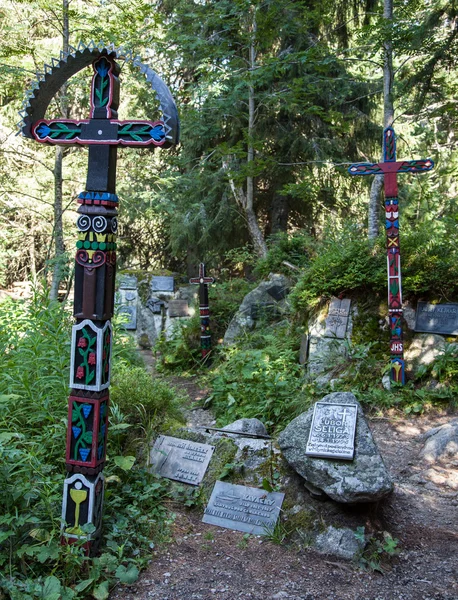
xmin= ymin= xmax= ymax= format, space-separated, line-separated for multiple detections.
xmin=150 ymin=435 xmax=215 ymax=485
xmin=305 ymin=402 xmax=357 ymax=460
xmin=203 ymin=481 xmax=284 ymax=535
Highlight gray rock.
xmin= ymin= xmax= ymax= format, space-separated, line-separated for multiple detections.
xmin=278 ymin=392 xmax=393 ymax=503
xmin=403 ymin=302 xmax=417 ymax=330
xmin=314 ymin=525 xmax=365 ymax=560
xmin=382 ymin=374 xmax=391 ymax=391
xmin=222 ymin=418 xmax=268 ymax=436
xmin=223 ymin=274 xmax=290 ymax=345
xmin=404 ymin=334 xmax=446 ymax=376
xmin=420 ymin=419 xmax=458 ymax=464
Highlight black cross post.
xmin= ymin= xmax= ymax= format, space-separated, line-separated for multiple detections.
xmin=189 ymin=263 xmax=214 ymax=359
xmin=20 ymin=43 xmax=179 ymax=554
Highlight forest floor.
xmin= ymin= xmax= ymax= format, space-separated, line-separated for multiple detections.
xmin=110 ymin=355 xmax=458 ymax=600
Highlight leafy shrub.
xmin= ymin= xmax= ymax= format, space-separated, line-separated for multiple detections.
xmin=255 ymin=231 xmax=314 ymax=278
xmin=290 ymin=227 xmax=386 ymax=313
xmin=208 ymin=278 xmax=255 ymax=342
xmin=209 ymin=325 xmax=308 ymax=430
xmin=110 ymin=364 xmax=185 ymax=435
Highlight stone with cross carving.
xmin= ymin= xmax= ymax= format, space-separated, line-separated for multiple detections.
xmin=19 ymin=41 xmax=179 ymax=554
xmin=348 ymin=127 xmax=434 ymax=385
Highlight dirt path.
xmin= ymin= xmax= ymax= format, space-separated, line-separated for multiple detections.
xmin=111 ymin=357 xmax=458 ymax=600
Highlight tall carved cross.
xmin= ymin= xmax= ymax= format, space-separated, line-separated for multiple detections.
xmin=189 ymin=263 xmax=215 ymax=359
xmin=20 ymin=42 xmax=179 ymax=554
xmin=348 ymin=126 xmax=434 ymax=384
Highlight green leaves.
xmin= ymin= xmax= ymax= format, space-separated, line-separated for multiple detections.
xmin=115 ymin=564 xmax=139 ymax=584
xmin=113 ymin=455 xmax=136 ymax=471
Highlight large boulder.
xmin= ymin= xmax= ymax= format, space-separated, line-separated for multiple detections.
xmin=223 ymin=274 xmax=290 ymax=345
xmin=404 ymin=334 xmax=446 ymax=377
xmin=278 ymin=392 xmax=393 ymax=503
xmin=420 ymin=419 xmax=458 ymax=464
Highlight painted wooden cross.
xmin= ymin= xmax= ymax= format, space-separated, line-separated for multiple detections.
xmin=189 ymin=263 xmax=214 ymax=359
xmin=348 ymin=126 xmax=434 ymax=384
xmin=20 ymin=42 xmax=179 ymax=554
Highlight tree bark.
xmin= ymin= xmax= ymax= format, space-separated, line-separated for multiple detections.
xmin=222 ymin=8 xmax=267 ymax=259
xmin=50 ymin=0 xmax=69 ymax=300
xmin=367 ymin=0 xmax=394 ymax=242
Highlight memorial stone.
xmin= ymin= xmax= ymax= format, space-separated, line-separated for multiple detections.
xmin=203 ymin=481 xmax=284 ymax=535
xmin=117 ymin=276 xmax=138 ymax=330
xmin=324 ymin=298 xmax=351 ymax=339
xmin=168 ymin=299 xmax=190 ymax=318
xmin=305 ymin=402 xmax=357 ymax=460
xmin=150 ymin=435 xmax=215 ymax=485
xmin=151 ymin=276 xmax=174 ymax=293
xmin=415 ymin=302 xmax=458 ymax=336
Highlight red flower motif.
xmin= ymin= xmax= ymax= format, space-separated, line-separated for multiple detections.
xmin=77 ymin=336 xmax=87 ymax=348
xmin=76 ymin=366 xmax=84 ymax=379
xmin=102 ymin=350 xmax=106 ymax=360
xmin=88 ymin=353 xmax=96 ymax=365
xmin=105 ymin=335 xmax=111 ymax=345
xmin=105 ymin=363 xmax=109 ymax=373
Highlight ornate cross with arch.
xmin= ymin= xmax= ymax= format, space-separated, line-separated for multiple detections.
xmin=20 ymin=42 xmax=179 ymax=554
xmin=348 ymin=127 xmax=434 ymax=384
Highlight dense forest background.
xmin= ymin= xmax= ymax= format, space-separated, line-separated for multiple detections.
xmin=0 ymin=0 xmax=456 ymax=290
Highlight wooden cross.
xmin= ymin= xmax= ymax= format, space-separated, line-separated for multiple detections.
xmin=348 ymin=126 xmax=434 ymax=384
xmin=21 ymin=44 xmax=179 ymax=554
xmin=189 ymin=263 xmax=215 ymax=359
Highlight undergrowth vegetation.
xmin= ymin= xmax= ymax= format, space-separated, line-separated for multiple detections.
xmin=0 ymin=292 xmax=181 ymax=599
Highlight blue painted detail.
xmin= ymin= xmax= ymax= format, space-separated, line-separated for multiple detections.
xmin=79 ymin=448 xmax=91 ymax=461
xmin=82 ymin=404 xmax=92 ymax=419
xmin=96 ymin=58 xmax=109 ymax=78
xmin=386 ymin=219 xmax=399 ymax=229
xmin=101 ymin=424 xmax=106 ymax=436
xmin=100 ymin=404 xmax=106 ymax=418
xmin=78 ymin=191 xmax=119 ymax=203
xmin=36 ymin=124 xmax=51 ymax=138
xmin=98 ymin=445 xmax=104 ymax=459
xmin=149 ymin=125 xmax=166 ymax=141
xmin=72 ymin=426 xmax=82 ymax=439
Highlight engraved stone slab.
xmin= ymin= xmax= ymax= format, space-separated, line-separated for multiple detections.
xmin=324 ymin=298 xmax=351 ymax=339
xmin=203 ymin=481 xmax=285 ymax=535
xmin=168 ymin=299 xmax=190 ymax=318
xmin=150 ymin=435 xmax=215 ymax=485
xmin=118 ymin=275 xmax=138 ymax=290
xmin=117 ymin=288 xmax=138 ymax=329
xmin=151 ymin=275 xmax=174 ymax=293
xmin=415 ymin=302 xmax=458 ymax=335
xmin=305 ymin=402 xmax=357 ymax=460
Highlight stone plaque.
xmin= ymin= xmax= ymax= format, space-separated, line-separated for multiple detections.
xmin=266 ymin=284 xmax=288 ymax=301
xmin=305 ymin=402 xmax=357 ymax=460
xmin=118 ymin=275 xmax=137 ymax=290
xmin=415 ymin=302 xmax=458 ymax=335
xmin=168 ymin=299 xmax=190 ymax=318
xmin=203 ymin=481 xmax=284 ymax=535
xmin=151 ymin=276 xmax=174 ymax=293
xmin=146 ymin=297 xmax=164 ymax=314
xmin=324 ymin=298 xmax=351 ymax=339
xmin=117 ymin=288 xmax=138 ymax=329
xmin=150 ymin=435 xmax=215 ymax=485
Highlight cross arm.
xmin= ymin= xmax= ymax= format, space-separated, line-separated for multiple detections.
xmin=397 ymin=159 xmax=434 ymax=174
xmin=348 ymin=163 xmax=384 ymax=176
xmin=32 ymin=118 xmax=166 ymax=147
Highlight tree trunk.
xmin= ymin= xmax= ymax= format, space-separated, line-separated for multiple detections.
xmin=367 ymin=0 xmax=394 ymax=242
xmin=50 ymin=0 xmax=69 ymax=300
xmin=222 ymin=8 xmax=267 ymax=259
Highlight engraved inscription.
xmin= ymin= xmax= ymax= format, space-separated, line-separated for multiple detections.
xmin=324 ymin=298 xmax=351 ymax=339
xmin=149 ymin=435 xmax=215 ymax=485
xmin=202 ymin=481 xmax=285 ymax=535
xmin=415 ymin=302 xmax=458 ymax=336
xmin=305 ymin=402 xmax=357 ymax=460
